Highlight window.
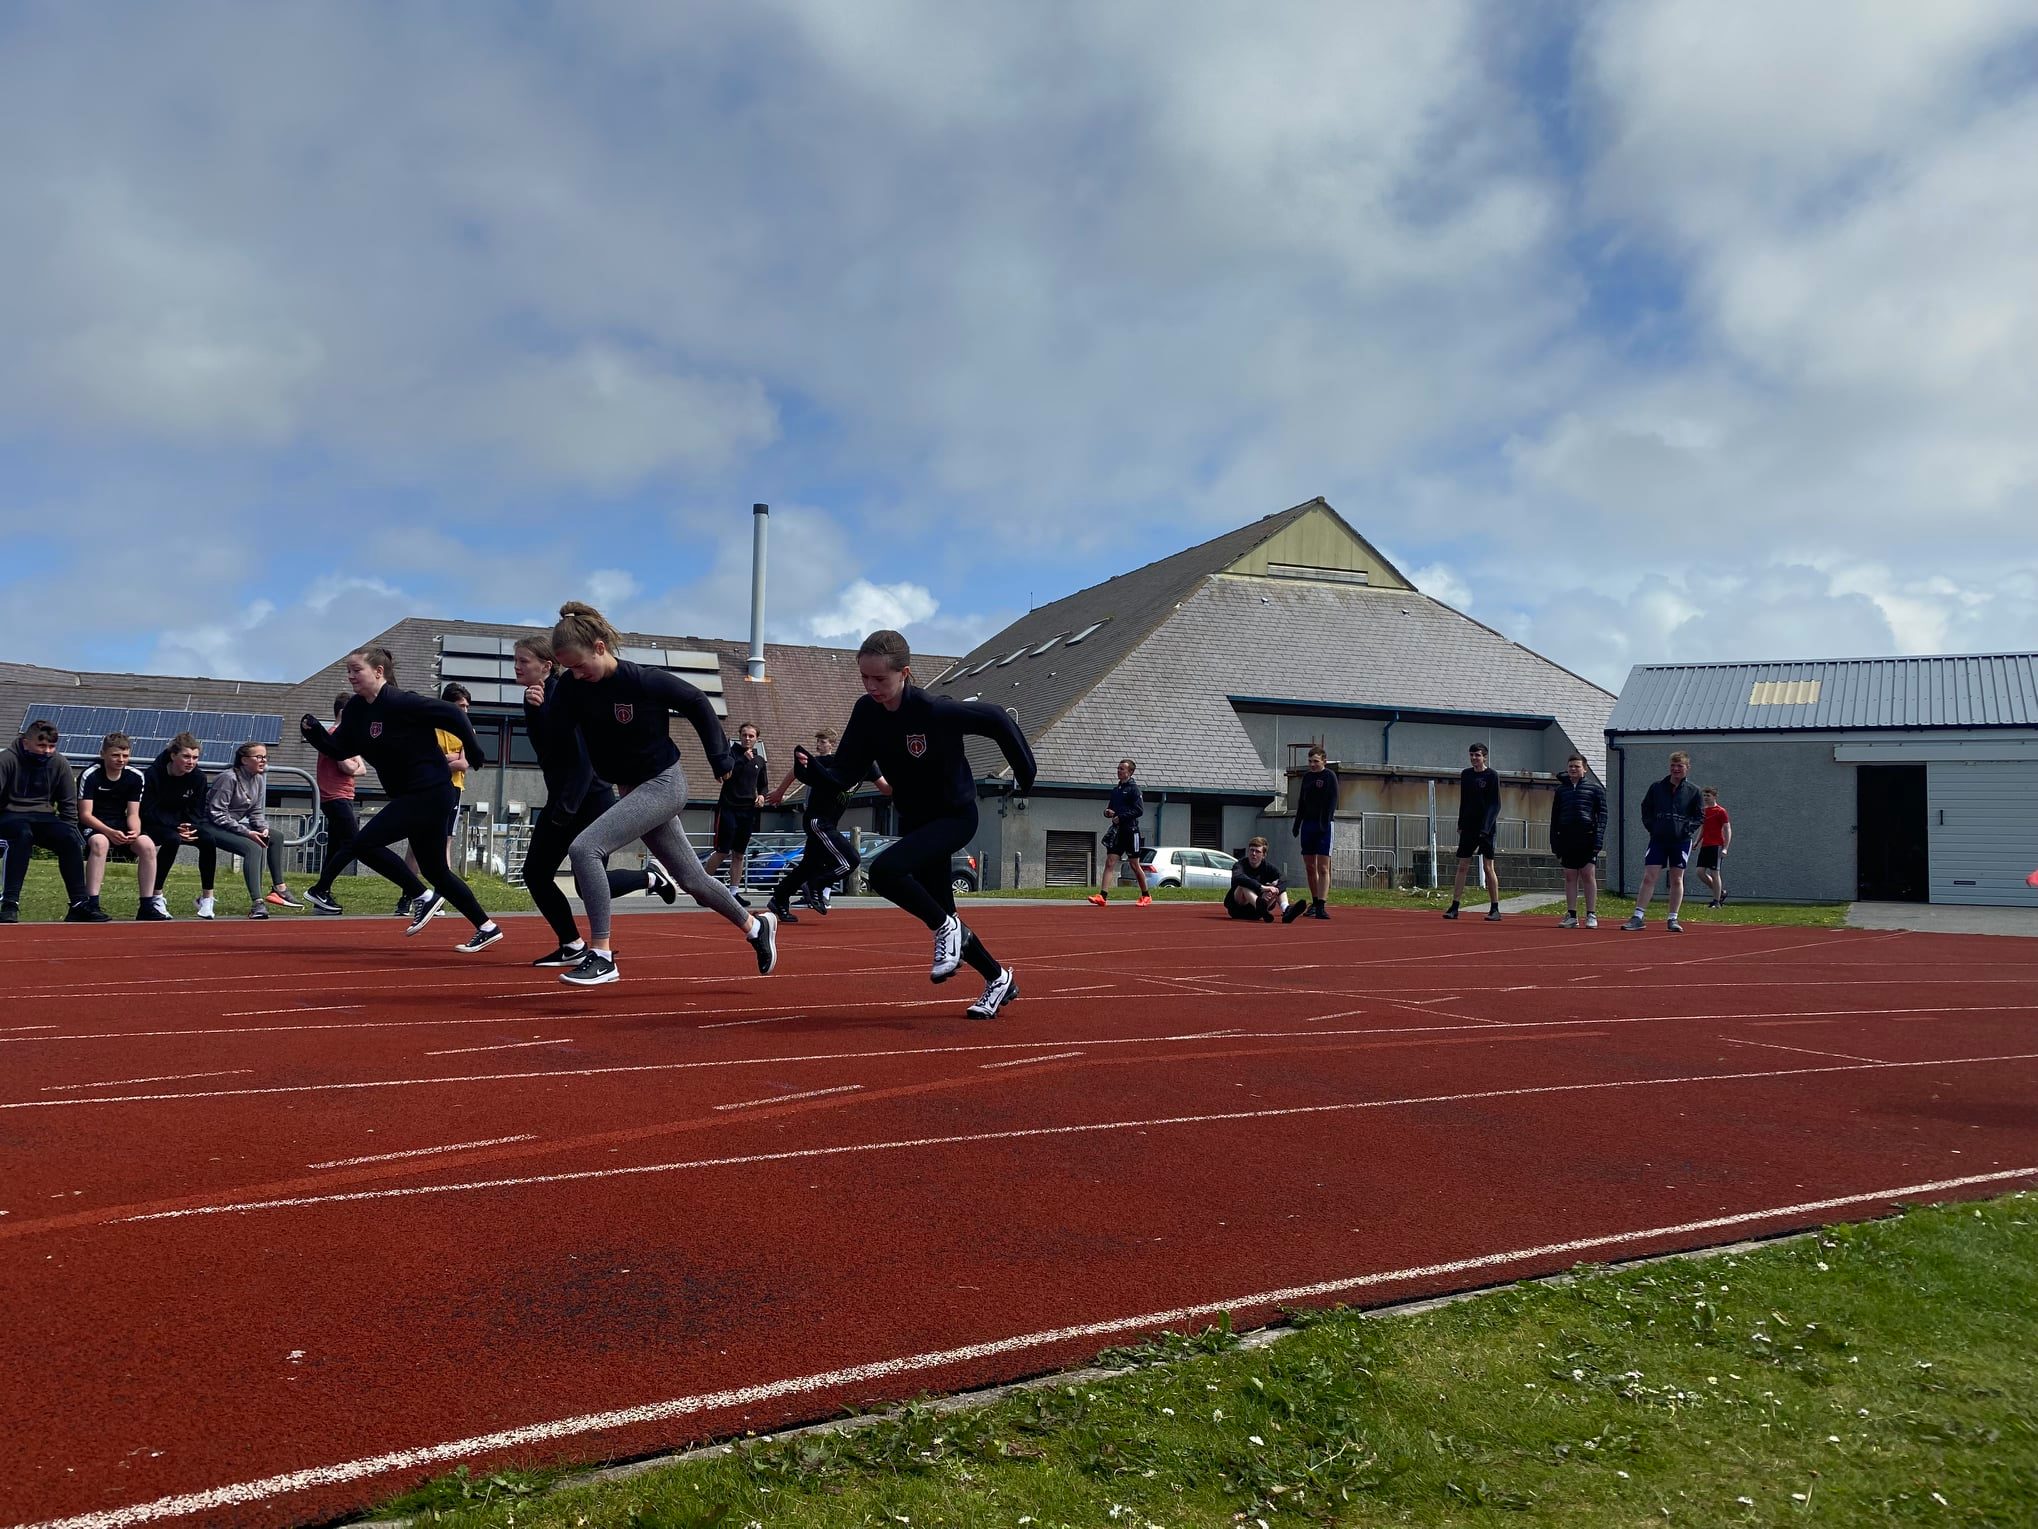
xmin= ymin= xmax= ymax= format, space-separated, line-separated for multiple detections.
xmin=1067 ymin=620 xmax=1107 ymax=645
xmin=931 ymin=664 xmax=961 ymax=684
xmin=1031 ymin=633 xmax=1069 ymax=656
xmin=966 ymin=657 xmax=998 ymax=676
xmin=507 ymin=721 xmax=539 ymax=768
xmin=995 ymin=647 xmax=1028 ymax=666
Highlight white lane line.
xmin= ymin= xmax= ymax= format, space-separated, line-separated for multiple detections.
xmin=40 ymin=1070 xmax=253 ymax=1093
xmin=698 ymin=1015 xmax=799 ymax=1030
xmin=979 ymin=1051 xmax=1085 ymax=1070
xmin=1724 ymin=1037 xmax=1885 ymax=1064
xmin=0 ymin=1025 xmax=58 ymax=1032
xmin=1055 ymin=984 xmax=1115 ymax=994
xmin=221 ymin=1005 xmax=363 ymax=1018
xmin=309 ymin=1136 xmax=539 ymax=1169
xmin=30 ymin=1168 xmax=2038 ymax=1529
xmin=424 ymin=1040 xmax=576 ymax=1057
xmin=713 ymin=1084 xmax=863 ymax=1112
xmin=102 ymin=1049 xmax=2038 ymax=1225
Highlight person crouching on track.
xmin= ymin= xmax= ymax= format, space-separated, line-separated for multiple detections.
xmin=546 ymin=602 xmax=777 ymax=987
xmin=1229 ymin=837 xmax=1308 ymax=923
xmin=207 ymin=741 xmax=301 ymax=918
xmin=804 ymin=629 xmax=1035 ymax=1020
xmin=514 ymin=632 xmax=678 ymax=971
xmin=298 ymin=646 xmax=503 ymax=951
xmin=763 ymin=727 xmax=888 ymax=924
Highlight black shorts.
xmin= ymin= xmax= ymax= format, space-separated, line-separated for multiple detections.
xmin=1103 ymin=820 xmax=1143 ymax=857
xmin=84 ymin=829 xmax=138 ymax=861
xmin=1553 ymin=833 xmax=1597 ymax=871
xmin=715 ymin=808 xmax=759 ymax=857
xmin=1695 ymin=844 xmax=1721 ymax=869
xmin=1455 ymin=830 xmax=1495 ymax=860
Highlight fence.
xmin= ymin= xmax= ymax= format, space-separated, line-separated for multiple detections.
xmin=1327 ymin=811 xmax=1589 ymax=892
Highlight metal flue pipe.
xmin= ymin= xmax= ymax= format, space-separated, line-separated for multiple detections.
xmin=746 ymin=502 xmax=768 ymax=682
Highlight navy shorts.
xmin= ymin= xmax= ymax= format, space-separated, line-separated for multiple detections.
xmin=1104 ymin=820 xmax=1143 ymax=858
xmin=1455 ymin=830 xmax=1495 ymax=860
xmin=716 ymin=808 xmax=759 ymax=857
xmin=1553 ymin=833 xmax=1597 ymax=871
xmin=1298 ymin=820 xmax=1333 ymax=857
xmin=1645 ymin=836 xmax=1692 ymax=869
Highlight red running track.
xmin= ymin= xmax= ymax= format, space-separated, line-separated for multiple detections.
xmin=3 ymin=905 xmax=2036 ymax=1528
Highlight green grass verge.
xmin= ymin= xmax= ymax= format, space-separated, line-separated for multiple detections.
xmin=2 ymin=856 xmax=536 ymax=923
xmin=968 ymin=884 xmax=1851 ymax=928
xmin=364 ymin=1192 xmax=2038 ymax=1527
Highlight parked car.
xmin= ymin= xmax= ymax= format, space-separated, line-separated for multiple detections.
xmin=733 ymin=836 xmax=977 ymax=894
xmin=1139 ymin=846 xmax=1238 ymax=889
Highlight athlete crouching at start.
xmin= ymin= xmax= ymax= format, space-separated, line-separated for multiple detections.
xmin=806 ymin=629 xmax=1035 ymax=1019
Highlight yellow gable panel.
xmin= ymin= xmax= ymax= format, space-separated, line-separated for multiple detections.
xmin=1222 ymin=504 xmax=1414 ymax=590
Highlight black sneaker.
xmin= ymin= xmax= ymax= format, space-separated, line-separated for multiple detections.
xmin=1281 ymin=899 xmax=1309 ymax=923
xmin=560 ymin=949 xmax=618 ymax=985
xmin=136 ymin=899 xmax=173 ymax=922
xmin=393 ymin=896 xmax=413 ymax=919
xmin=732 ymin=889 xmax=753 ymax=908
xmin=749 ymin=910 xmax=779 ymax=975
xmin=455 ymin=923 xmax=505 ymax=954
xmin=767 ymin=897 xmax=797 ymax=925
xmin=405 ymin=891 xmax=445 ymax=937
xmin=532 ymin=943 xmax=587 ymax=968
xmin=967 ymin=966 xmax=1018 ymax=1020
xmin=800 ymin=887 xmax=829 ymax=916
xmin=66 ymin=901 xmax=112 ymax=924
xmin=0 ymin=903 xmax=17 ymax=924
xmin=646 ymin=861 xmax=678 ymax=905
xmin=1442 ymin=904 xmax=1460 ymax=920
xmin=1310 ymin=904 xmax=1330 ymax=920
xmin=305 ymin=887 xmax=344 ymax=916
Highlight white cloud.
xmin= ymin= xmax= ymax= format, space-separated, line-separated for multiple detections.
xmin=806 ymin=580 xmax=941 ymax=643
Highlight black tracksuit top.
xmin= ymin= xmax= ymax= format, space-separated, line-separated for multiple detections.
xmin=792 ymin=746 xmax=874 ymax=823
xmin=140 ymin=750 xmax=209 ymax=833
xmin=1456 ymin=766 xmax=1502 ymax=834
xmin=718 ymin=749 xmax=769 ymax=812
xmin=1107 ymin=779 xmax=1144 ymax=823
xmin=819 ymin=686 xmax=1035 ymax=825
xmin=303 ymin=686 xmax=482 ymax=797
xmin=1292 ymin=767 xmax=1336 ymax=828
xmin=525 ymin=673 xmax=604 ymax=817
xmin=551 ymin=661 xmax=732 ymax=792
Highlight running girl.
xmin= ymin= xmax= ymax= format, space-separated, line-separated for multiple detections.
xmin=808 ymin=629 xmax=1035 ymax=1019
xmin=545 ymin=602 xmax=776 ymax=986
xmin=514 ymin=633 xmax=676 ymax=969
xmin=298 ymin=647 xmax=503 ymax=950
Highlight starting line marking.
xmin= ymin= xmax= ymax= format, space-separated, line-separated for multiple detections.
xmin=27 ymin=1167 xmax=2036 ymax=1529
xmin=40 ymin=1070 xmax=253 ymax=1093
xmin=713 ymin=1085 xmax=864 ymax=1112
xmin=424 ymin=1040 xmax=576 ymax=1057
xmin=308 ymin=1136 xmax=540 ymax=1170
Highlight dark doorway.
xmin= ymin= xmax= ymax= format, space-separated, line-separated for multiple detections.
xmin=1857 ymin=765 xmax=1928 ymax=902
xmin=1190 ymin=800 xmax=1223 ymax=850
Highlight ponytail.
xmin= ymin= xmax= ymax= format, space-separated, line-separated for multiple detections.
xmin=350 ymin=646 xmax=397 ymax=685
xmin=553 ymin=601 xmax=623 ymax=658
xmin=858 ymin=629 xmax=911 ymax=672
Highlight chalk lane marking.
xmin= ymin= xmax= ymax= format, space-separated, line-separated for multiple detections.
xmin=424 ymin=1040 xmax=577 ymax=1057
xmin=23 ymin=1168 xmax=2036 ymax=1529
xmin=1724 ymin=1037 xmax=1885 ymax=1065
xmin=309 ymin=1136 xmax=539 ymax=1170
xmin=979 ymin=1052 xmax=1085 ymax=1070
xmin=713 ymin=1085 xmax=864 ymax=1112
xmin=40 ymin=1070 xmax=254 ymax=1093
xmin=98 ymin=1048 xmax=2038 ymax=1225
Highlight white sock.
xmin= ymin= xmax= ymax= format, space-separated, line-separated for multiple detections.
xmin=592 ymin=946 xmax=611 ymax=958
xmin=563 ymin=938 xmax=585 ymax=952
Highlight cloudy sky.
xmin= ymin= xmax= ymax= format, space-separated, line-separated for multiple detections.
xmin=3 ymin=0 xmax=2034 ymax=693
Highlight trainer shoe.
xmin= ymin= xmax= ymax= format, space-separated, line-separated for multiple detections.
xmin=732 ymin=889 xmax=753 ymax=908
xmin=800 ymin=887 xmax=829 ymax=916
xmin=1135 ymin=894 xmax=1153 ymax=907
xmin=1086 ymin=893 xmax=1108 ymax=907
xmin=1585 ymin=913 xmax=1599 ymax=929
xmin=967 ymin=966 xmax=1018 ymax=1020
xmin=1621 ymin=913 xmax=1645 ymax=931
xmin=136 ymin=899 xmax=173 ymax=922
xmin=405 ymin=891 xmax=445 ymax=937
xmin=304 ymin=887 xmax=344 ymax=916
xmin=646 ymin=861 xmax=678 ymax=904
xmin=1485 ymin=907 xmax=1503 ymax=922
xmin=66 ymin=901 xmax=113 ymax=923
xmin=1666 ymin=918 xmax=1685 ymax=934
xmin=531 ymin=943 xmax=587 ymax=968
xmin=247 ymin=905 xmax=269 ymax=920
xmin=1558 ymin=912 xmax=1579 ymax=929
xmin=392 ymin=896 xmax=413 ymax=919
xmin=1310 ymin=903 xmax=1330 ymax=919
xmin=930 ymin=914 xmax=963 ymax=982
xmin=560 ymin=949 xmax=619 ymax=986
xmin=455 ymin=923 xmax=505 ymax=954
xmin=1282 ymin=898 xmax=1309 ymax=923
xmin=266 ymin=888 xmax=304 ymax=909
xmin=768 ymin=896 xmax=798 ymax=925
xmin=195 ymin=894 xmax=216 ymax=920
xmin=0 ymin=903 xmax=17 ymax=923
xmin=1442 ymin=904 xmax=1459 ymax=920
xmin=749 ymin=909 xmax=779 ymax=975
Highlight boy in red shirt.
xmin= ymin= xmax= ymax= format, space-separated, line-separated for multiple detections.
xmin=1694 ymin=786 xmax=1732 ymax=907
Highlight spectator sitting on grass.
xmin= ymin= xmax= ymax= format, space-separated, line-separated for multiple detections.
xmin=207 ymin=741 xmax=301 ymax=918
xmin=1227 ymin=836 xmax=1308 ymax=923
xmin=0 ymin=719 xmax=96 ymax=923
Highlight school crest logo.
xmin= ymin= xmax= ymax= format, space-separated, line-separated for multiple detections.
xmin=368 ymin=722 xmax=383 ymax=739
xmin=615 ymin=704 xmax=635 ymax=724
xmin=906 ymin=733 xmax=928 ymax=758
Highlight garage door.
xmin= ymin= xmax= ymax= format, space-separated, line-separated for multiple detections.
xmin=1928 ymin=760 xmax=2038 ymax=907
xmin=1044 ymin=830 xmax=1096 ymax=887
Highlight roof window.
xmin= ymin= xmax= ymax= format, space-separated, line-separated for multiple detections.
xmin=1067 ymin=620 xmax=1108 ymax=645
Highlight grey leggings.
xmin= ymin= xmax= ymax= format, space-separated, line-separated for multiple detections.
xmin=568 ymin=764 xmax=749 ymax=942
xmin=210 ymin=826 xmax=287 ymax=904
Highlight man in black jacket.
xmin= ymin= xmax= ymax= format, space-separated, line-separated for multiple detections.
xmin=1623 ymin=750 xmax=1705 ymax=933
xmin=1549 ymin=752 xmax=1608 ymax=929
xmin=1444 ymin=743 xmax=1503 ymax=921
xmin=0 ymin=720 xmax=93 ymax=922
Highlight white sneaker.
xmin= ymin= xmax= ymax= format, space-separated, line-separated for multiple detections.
xmin=967 ymin=966 xmax=1018 ymax=1020
xmin=1584 ymin=913 xmax=1599 ymax=929
xmin=195 ymin=894 xmax=215 ymax=920
xmin=930 ymin=914 xmax=963 ymax=982
xmin=1558 ymin=912 xmax=1578 ymax=929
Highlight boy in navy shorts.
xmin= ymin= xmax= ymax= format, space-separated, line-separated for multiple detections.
xmin=1089 ymin=758 xmax=1152 ymax=905
xmin=1624 ymin=750 xmax=1705 ymax=933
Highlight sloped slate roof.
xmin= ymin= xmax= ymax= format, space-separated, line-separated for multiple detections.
xmin=1608 ymin=655 xmax=2038 ymax=734
xmin=1022 ymin=579 xmax=1613 ymax=791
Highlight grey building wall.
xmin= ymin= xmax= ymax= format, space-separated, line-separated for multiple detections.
xmin=1235 ymin=712 xmax=1555 ymax=777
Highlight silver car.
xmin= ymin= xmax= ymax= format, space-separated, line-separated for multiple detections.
xmin=1139 ymin=846 xmax=1238 ymax=889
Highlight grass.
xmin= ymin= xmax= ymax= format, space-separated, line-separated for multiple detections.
xmin=361 ymin=1192 xmax=2038 ymax=1527
xmin=1 ymin=854 xmax=537 ymax=923
xmin=969 ymin=883 xmax=1852 ymax=928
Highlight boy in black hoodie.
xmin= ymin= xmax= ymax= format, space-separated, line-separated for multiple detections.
xmin=0 ymin=720 xmax=93 ymax=922
xmin=1623 ymin=750 xmax=1705 ymax=933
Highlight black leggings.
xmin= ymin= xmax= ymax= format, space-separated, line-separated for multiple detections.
xmin=869 ymin=808 xmax=1000 ymax=981
xmin=313 ymin=785 xmax=486 ymax=927
xmin=773 ymin=817 xmax=858 ymax=905
xmin=522 ymin=792 xmax=651 ymax=946
xmin=146 ymin=822 xmax=218 ymax=894
xmin=311 ymin=801 xmax=424 ymax=904
xmin=0 ymin=815 xmax=86 ymax=905
xmin=320 ymin=799 xmax=359 ymax=879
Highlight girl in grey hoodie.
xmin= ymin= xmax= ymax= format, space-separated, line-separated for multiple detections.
xmin=206 ymin=742 xmax=300 ymax=917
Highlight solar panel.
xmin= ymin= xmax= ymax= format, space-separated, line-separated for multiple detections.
xmin=20 ymin=701 xmax=287 ymax=765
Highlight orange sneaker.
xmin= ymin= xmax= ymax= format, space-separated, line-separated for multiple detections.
xmin=1135 ymin=895 xmax=1152 ymax=906
xmin=1086 ymin=893 xmax=1108 ymax=906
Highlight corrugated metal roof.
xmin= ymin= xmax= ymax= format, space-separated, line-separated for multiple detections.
xmin=1607 ymin=655 xmax=2038 ymax=733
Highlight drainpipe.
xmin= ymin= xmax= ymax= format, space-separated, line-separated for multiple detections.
xmin=1608 ymin=736 xmax=1626 ymax=896
xmin=1382 ymin=710 xmax=1400 ymax=764
xmin=746 ymin=503 xmax=769 ymax=683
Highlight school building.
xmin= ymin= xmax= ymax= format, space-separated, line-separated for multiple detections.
xmin=1604 ymin=655 xmax=2038 ymax=908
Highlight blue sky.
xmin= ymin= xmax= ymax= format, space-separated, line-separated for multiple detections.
xmin=3 ymin=1 xmax=2035 ymax=693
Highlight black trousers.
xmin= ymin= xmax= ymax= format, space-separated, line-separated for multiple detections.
xmin=0 ymin=814 xmax=86 ymax=906
xmin=142 ymin=819 xmax=219 ymax=896
xmin=319 ymin=798 xmax=359 ymax=879
xmin=313 ymin=785 xmax=486 ymax=926
xmin=773 ymin=816 xmax=859 ymax=906
xmin=868 ymin=806 xmax=999 ymax=980
xmin=521 ymin=790 xmax=651 ymax=945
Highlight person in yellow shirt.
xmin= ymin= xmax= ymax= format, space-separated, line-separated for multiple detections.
xmin=402 ymin=684 xmax=475 ymax=923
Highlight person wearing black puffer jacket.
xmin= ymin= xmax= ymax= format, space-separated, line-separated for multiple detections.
xmin=1624 ymin=750 xmax=1705 ymax=934
xmin=1549 ymin=752 xmax=1608 ymax=929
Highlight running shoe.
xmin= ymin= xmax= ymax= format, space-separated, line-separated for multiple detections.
xmin=1281 ymin=898 xmax=1309 ymax=923
xmin=749 ymin=909 xmax=779 ymax=975
xmin=1666 ymin=918 xmax=1685 ymax=934
xmin=456 ymin=923 xmax=505 ymax=954
xmin=1584 ymin=913 xmax=1599 ymax=929
xmin=800 ymin=887 xmax=829 ymax=915
xmin=136 ymin=899 xmax=173 ymax=922
xmin=646 ymin=861 xmax=678 ymax=905
xmin=560 ymin=950 xmax=618 ymax=986
xmin=195 ymin=894 xmax=216 ymax=920
xmin=531 ymin=943 xmax=587 ymax=968
xmin=66 ymin=901 xmax=112 ymax=923
xmin=392 ymin=896 xmax=413 ymax=919
xmin=1558 ymin=912 xmax=1579 ymax=929
xmin=0 ymin=903 xmax=16 ymax=923
xmin=966 ymin=966 xmax=1018 ymax=1020
xmin=1485 ymin=907 xmax=1503 ymax=922
xmin=1135 ymin=894 xmax=1153 ymax=907
xmin=1442 ymin=905 xmax=1459 ymax=920
xmin=1310 ymin=904 xmax=1330 ymax=920
xmin=304 ymin=888 xmax=344 ymax=916
xmin=1086 ymin=893 xmax=1108 ymax=907
xmin=266 ymin=888 xmax=304 ymax=909
xmin=405 ymin=891 xmax=445 ymax=937
xmin=247 ymin=905 xmax=269 ymax=920
xmin=1621 ymin=913 xmax=1645 ymax=931
xmin=767 ymin=896 xmax=797 ymax=925
xmin=732 ymin=889 xmax=753 ymax=908
xmin=930 ymin=914 xmax=963 ymax=982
